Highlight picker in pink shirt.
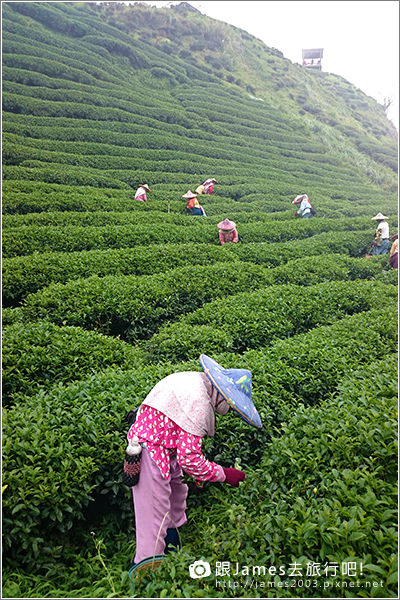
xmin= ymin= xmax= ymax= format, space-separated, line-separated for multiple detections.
xmin=134 ymin=183 xmax=151 ymax=202
xmin=126 ymin=354 xmax=262 ymax=576
xmin=218 ymin=218 xmax=239 ymax=246
xmin=195 ymin=177 xmax=218 ymax=195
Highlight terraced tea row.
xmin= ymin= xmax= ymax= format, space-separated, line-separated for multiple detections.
xmin=3 ymin=178 xmax=392 ymax=217
xmin=3 ymin=308 xmax=397 ymax=571
xmin=1 ymin=1 xmax=397 ymax=595
xmin=6 ymin=278 xmax=393 ymax=406
xmin=2 ymin=230 xmax=377 ymax=305
xmin=143 ymin=278 xmax=398 ymax=360
xmin=2 ymin=216 xmax=375 ymax=258
xmin=5 ymin=255 xmax=391 ymax=346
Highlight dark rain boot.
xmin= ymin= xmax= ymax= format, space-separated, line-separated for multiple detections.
xmin=164 ymin=527 xmax=181 ymax=554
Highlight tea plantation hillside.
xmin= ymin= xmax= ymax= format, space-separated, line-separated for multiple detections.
xmin=1 ymin=1 xmax=398 ymax=598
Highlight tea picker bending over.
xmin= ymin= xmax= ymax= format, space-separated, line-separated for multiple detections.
xmin=389 ymin=233 xmax=398 ymax=269
xmin=125 ymin=354 xmax=262 ymax=575
xmin=195 ymin=178 xmax=218 ymax=195
xmin=182 ymin=190 xmax=207 ymax=216
xmin=134 ymin=184 xmax=151 ymax=202
xmin=218 ymin=218 xmax=239 ymax=246
xmin=292 ymin=193 xmax=315 ymax=218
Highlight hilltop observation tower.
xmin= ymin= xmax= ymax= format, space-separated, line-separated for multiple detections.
xmin=302 ymin=48 xmax=323 ymax=71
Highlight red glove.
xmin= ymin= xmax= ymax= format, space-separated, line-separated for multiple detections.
xmin=294 ymin=211 xmax=298 ymax=217
xmin=222 ymin=467 xmax=246 ymax=487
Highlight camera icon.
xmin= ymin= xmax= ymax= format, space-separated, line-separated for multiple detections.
xmin=189 ymin=560 xmax=211 ymax=579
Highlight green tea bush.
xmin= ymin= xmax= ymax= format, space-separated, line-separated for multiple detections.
xmin=373 ymin=269 xmax=399 ymax=285
xmin=2 ymin=222 xmax=215 ymax=258
xmin=2 ymin=243 xmax=242 ymax=306
xmin=263 ymin=254 xmax=386 ymax=286
xmin=6 ymin=133 xmax=252 ymax=172
xmin=226 ymin=230 xmax=374 ymax=264
xmin=1 ymin=0 xmax=398 ymax=593
xmin=143 ymin=279 xmax=398 ymax=361
xmin=1 ymin=307 xmax=24 ymax=328
xmin=245 ymin=308 xmax=398 ymax=419
xmin=2 ymin=58 xmax=99 ymax=87
xmin=1 ymin=208 xmax=190 ymax=229
xmin=2 ymin=216 xmax=373 ymax=258
xmin=2 ymin=320 xmax=144 ymax=406
xmin=2 ymin=163 xmax=131 ymax=191
xmin=3 ymin=90 xmax=204 ymax=131
xmin=1 ymin=114 xmax=234 ymax=156
xmin=2 ymin=313 xmax=396 ymax=574
xmin=2 ymin=179 xmax=204 ymax=215
xmin=143 ymin=324 xmax=235 ymax=365
xmin=4 ymin=139 xmax=231 ymax=172
xmin=1 ymin=229 xmax=370 ymax=306
xmin=1 ymin=533 xmax=135 ymax=599
xmin=3 ymin=131 xmax=267 ymax=172
xmin=14 ymin=262 xmax=273 ymax=341
xmin=1 ymin=180 xmax=135 ymax=214
xmin=2 ymin=46 xmax=114 ymax=82
xmin=197 ymin=307 xmax=398 ymax=445
xmin=2 ymin=242 xmax=389 ymax=310
xmin=2 ymin=204 xmax=390 ymax=231
xmin=3 ymin=121 xmax=395 ymax=206
xmin=6 ymin=2 xmax=96 ymax=41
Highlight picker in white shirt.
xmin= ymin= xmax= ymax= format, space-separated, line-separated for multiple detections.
xmin=371 ymin=212 xmax=390 ymax=255
xmin=292 ymin=193 xmax=314 ymax=218
xmin=134 ymin=184 xmax=151 ymax=202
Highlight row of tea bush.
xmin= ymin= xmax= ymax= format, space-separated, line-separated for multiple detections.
xmin=2 ymin=215 xmax=375 ymax=257
xmin=4 ymin=255 xmax=391 ymax=342
xmin=143 ymin=278 xmax=397 ymax=361
xmin=3 ymin=278 xmax=396 ymax=407
xmin=3 ymin=177 xmax=393 ymax=218
xmin=2 ymin=305 xmax=397 ymax=572
xmin=2 ymin=230 xmax=378 ymax=305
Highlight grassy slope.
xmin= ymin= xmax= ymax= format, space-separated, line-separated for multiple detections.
xmin=1 ymin=1 xmax=398 ymax=201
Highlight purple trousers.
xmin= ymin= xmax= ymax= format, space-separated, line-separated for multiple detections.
xmin=132 ymin=447 xmax=188 ymax=563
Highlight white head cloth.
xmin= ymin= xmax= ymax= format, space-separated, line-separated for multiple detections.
xmin=140 ymin=371 xmax=228 ymax=437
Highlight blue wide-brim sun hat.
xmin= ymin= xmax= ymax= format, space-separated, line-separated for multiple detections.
xmin=199 ymin=354 xmax=262 ymax=429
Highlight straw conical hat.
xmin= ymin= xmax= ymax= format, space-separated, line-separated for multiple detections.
xmin=218 ymin=218 xmax=236 ymax=231
xmin=182 ymin=190 xmax=197 ymax=199
xmin=371 ymin=212 xmax=389 ymax=220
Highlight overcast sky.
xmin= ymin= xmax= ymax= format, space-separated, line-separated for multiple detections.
xmin=144 ymin=1 xmax=399 ymax=131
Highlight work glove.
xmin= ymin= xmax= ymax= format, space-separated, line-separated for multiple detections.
xmin=222 ymin=467 xmax=246 ymax=487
